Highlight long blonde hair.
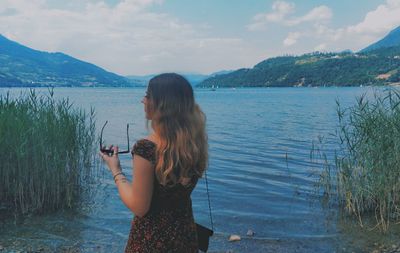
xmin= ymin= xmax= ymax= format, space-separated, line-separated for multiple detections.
xmin=147 ymin=73 xmax=208 ymax=187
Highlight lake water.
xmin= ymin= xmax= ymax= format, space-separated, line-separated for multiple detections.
xmin=1 ymin=87 xmax=399 ymax=253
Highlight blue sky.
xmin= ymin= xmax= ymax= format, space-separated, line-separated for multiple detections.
xmin=0 ymin=0 xmax=399 ymax=75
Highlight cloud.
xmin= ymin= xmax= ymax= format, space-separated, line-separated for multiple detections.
xmin=247 ymin=1 xmax=332 ymax=31
xmin=287 ymin=6 xmax=332 ymax=26
xmin=268 ymin=0 xmax=400 ymax=54
xmin=307 ymin=0 xmax=400 ymax=52
xmin=265 ymin=1 xmax=295 ymax=22
xmin=0 ymin=0 xmax=259 ymax=75
xmin=246 ymin=0 xmax=400 ymax=54
xmin=314 ymin=43 xmax=327 ymax=51
xmin=347 ymin=0 xmax=400 ymax=34
xmin=247 ymin=1 xmax=295 ymax=31
xmin=283 ymin=32 xmax=301 ymax=46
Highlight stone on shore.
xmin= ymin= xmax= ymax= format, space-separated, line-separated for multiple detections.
xmin=246 ymin=229 xmax=255 ymax=236
xmin=228 ymin=235 xmax=241 ymax=242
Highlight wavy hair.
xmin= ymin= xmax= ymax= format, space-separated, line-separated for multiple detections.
xmin=147 ymin=73 xmax=208 ymax=187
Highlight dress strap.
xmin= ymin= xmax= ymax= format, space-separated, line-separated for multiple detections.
xmin=205 ymin=171 xmax=214 ymax=231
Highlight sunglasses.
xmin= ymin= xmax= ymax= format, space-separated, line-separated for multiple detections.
xmin=100 ymin=121 xmax=131 ymax=155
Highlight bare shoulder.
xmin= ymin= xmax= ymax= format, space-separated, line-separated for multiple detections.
xmin=144 ymin=134 xmax=158 ymax=145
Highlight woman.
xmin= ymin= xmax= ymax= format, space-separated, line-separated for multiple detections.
xmin=100 ymin=73 xmax=208 ymax=252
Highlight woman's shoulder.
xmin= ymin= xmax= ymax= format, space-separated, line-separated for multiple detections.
xmin=131 ymin=137 xmax=157 ymax=162
xmin=135 ymin=138 xmax=157 ymax=147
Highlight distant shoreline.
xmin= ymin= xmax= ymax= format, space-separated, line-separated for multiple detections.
xmin=2 ymin=81 xmax=400 ymax=89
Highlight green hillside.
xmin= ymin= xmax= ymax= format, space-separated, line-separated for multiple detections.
xmin=0 ymin=35 xmax=131 ymax=87
xmin=199 ymin=47 xmax=400 ymax=88
xmin=200 ymin=25 xmax=400 ymax=88
xmin=361 ymin=26 xmax=400 ymax=52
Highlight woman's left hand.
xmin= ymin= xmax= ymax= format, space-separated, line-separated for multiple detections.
xmin=100 ymin=145 xmax=122 ymax=175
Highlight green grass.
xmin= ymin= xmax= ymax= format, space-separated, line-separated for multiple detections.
xmin=313 ymin=89 xmax=400 ymax=232
xmin=0 ymin=89 xmax=96 ymax=214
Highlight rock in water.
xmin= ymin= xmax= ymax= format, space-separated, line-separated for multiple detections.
xmin=228 ymin=235 xmax=241 ymax=242
xmin=246 ymin=229 xmax=255 ymax=236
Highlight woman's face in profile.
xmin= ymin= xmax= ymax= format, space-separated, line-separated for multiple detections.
xmin=142 ymin=91 xmax=153 ymax=120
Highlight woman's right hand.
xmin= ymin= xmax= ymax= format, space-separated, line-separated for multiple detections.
xmin=100 ymin=145 xmax=122 ymax=175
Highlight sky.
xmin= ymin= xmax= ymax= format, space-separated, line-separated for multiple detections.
xmin=0 ymin=0 xmax=399 ymax=76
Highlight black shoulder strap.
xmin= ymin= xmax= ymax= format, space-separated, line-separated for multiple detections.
xmin=204 ymin=171 xmax=214 ymax=231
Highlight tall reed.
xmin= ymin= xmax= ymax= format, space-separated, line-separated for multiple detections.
xmin=0 ymin=89 xmax=96 ymax=214
xmin=313 ymin=89 xmax=400 ymax=232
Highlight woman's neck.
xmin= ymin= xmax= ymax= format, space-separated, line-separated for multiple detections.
xmin=147 ymin=133 xmax=159 ymax=145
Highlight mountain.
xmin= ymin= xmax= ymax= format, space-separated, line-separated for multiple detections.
xmin=126 ymin=72 xmax=225 ymax=87
xmin=199 ymin=47 xmax=400 ymax=88
xmin=361 ymin=26 xmax=400 ymax=52
xmin=209 ymin=70 xmax=234 ymax=76
xmin=125 ymin=75 xmax=154 ymax=87
xmin=0 ymin=34 xmax=130 ymax=87
xmin=199 ymin=26 xmax=400 ymax=88
xmin=182 ymin=73 xmax=209 ymax=86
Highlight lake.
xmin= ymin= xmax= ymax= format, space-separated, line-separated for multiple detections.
xmin=1 ymin=87 xmax=399 ymax=252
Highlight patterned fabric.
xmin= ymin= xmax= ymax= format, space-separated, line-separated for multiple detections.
xmin=125 ymin=139 xmax=199 ymax=253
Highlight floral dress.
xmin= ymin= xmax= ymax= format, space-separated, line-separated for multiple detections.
xmin=125 ymin=139 xmax=199 ymax=253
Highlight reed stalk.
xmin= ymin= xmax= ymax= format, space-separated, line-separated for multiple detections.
xmin=0 ymin=89 xmax=96 ymax=214
xmin=313 ymin=89 xmax=400 ymax=232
